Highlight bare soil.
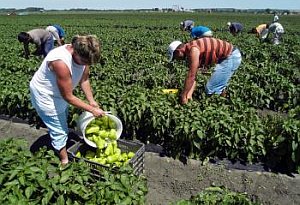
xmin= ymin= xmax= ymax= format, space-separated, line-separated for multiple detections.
xmin=1 ymin=118 xmax=300 ymax=205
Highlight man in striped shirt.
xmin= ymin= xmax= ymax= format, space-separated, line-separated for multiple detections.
xmin=167 ymin=37 xmax=242 ymax=104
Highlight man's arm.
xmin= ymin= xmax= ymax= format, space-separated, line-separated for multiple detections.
xmin=57 ymin=39 xmax=63 ymax=46
xmin=49 ymin=30 xmax=62 ymax=46
xmin=32 ymin=43 xmax=42 ymax=56
xmin=260 ymin=28 xmax=269 ymax=41
xmin=23 ymin=42 xmax=30 ymax=59
xmin=181 ymin=47 xmax=200 ymax=104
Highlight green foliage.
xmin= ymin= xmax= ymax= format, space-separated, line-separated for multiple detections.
xmin=0 ymin=138 xmax=147 ymax=204
xmin=0 ymin=13 xmax=299 ymax=172
xmin=262 ymin=106 xmax=300 ymax=172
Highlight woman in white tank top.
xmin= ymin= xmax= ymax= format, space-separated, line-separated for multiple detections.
xmin=30 ymin=35 xmax=105 ymax=165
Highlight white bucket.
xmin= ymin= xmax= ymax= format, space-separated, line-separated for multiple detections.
xmin=77 ymin=111 xmax=123 ymax=148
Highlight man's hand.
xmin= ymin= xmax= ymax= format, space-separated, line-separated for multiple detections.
xmin=180 ymin=93 xmax=188 ymax=105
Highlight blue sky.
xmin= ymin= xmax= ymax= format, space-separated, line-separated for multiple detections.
xmin=1 ymin=0 xmax=299 ymax=10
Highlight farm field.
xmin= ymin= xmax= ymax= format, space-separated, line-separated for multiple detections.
xmin=0 ymin=12 xmax=299 ymax=204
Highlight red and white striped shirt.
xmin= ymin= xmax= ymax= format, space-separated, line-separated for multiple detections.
xmin=185 ymin=37 xmax=233 ymax=66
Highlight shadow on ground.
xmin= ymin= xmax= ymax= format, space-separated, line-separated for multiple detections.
xmin=30 ymin=131 xmax=82 ymax=154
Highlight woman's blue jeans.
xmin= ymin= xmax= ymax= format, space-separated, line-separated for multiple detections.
xmin=36 ymin=109 xmax=69 ymax=151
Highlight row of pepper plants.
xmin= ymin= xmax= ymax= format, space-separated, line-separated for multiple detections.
xmin=0 ymin=12 xmax=299 ymax=173
xmin=0 ymin=138 xmax=147 ymax=204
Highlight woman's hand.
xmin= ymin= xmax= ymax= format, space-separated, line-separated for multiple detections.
xmin=90 ymin=107 xmax=105 ymax=117
xmin=89 ymin=100 xmax=105 ymax=117
xmin=89 ymin=99 xmax=99 ymax=108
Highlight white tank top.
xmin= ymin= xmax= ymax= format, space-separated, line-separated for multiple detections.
xmin=30 ymin=45 xmax=85 ymax=116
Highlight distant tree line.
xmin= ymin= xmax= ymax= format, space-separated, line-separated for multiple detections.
xmin=0 ymin=7 xmax=297 ymax=15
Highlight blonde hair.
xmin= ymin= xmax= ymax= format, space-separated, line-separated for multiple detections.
xmin=71 ymin=35 xmax=101 ymax=65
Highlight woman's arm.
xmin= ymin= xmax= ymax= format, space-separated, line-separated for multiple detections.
xmin=50 ymin=60 xmax=104 ymax=116
xmin=80 ymin=65 xmax=98 ymax=107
